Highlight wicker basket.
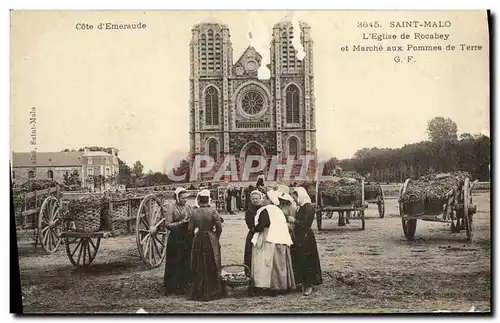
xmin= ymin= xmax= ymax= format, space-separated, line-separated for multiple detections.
xmin=221 ymin=264 xmax=252 ymax=288
xmin=425 ymin=199 xmax=445 ymax=215
xmin=101 ymin=199 xmax=129 ymax=231
xmin=403 ymin=199 xmax=425 ymax=216
xmin=73 ymin=207 xmax=101 ymax=233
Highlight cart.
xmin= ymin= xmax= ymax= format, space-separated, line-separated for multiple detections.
xmin=56 ymin=192 xmax=170 ymax=268
xmin=14 ymin=185 xmax=63 ymax=254
xmin=399 ymin=177 xmax=479 ymax=242
xmin=314 ymin=178 xmax=367 ymax=231
xmin=364 ymin=182 xmax=385 ymax=218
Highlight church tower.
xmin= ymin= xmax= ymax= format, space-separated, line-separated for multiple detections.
xmin=189 ymin=18 xmax=316 ymax=181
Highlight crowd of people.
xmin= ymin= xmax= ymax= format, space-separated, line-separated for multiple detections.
xmin=163 ymin=178 xmax=323 ymax=301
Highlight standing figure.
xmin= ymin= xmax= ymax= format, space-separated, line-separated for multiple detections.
xmin=290 ymin=187 xmax=323 ymax=296
xmin=164 ymin=187 xmax=193 ymax=296
xmin=244 ymin=190 xmax=265 ymax=277
xmin=245 ymin=185 xmax=255 ymax=210
xmin=226 ymin=185 xmax=237 ymax=215
xmin=251 ymin=190 xmax=296 ymax=295
xmin=187 ymin=189 xmax=225 ymax=301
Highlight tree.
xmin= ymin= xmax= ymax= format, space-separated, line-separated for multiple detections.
xmin=427 ymin=117 xmax=458 ymax=142
xmin=133 ymin=161 xmax=144 ymax=177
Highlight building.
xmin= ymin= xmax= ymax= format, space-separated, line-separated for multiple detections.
xmin=188 ymin=18 xmax=316 ymax=181
xmin=11 ymin=148 xmax=120 ymax=189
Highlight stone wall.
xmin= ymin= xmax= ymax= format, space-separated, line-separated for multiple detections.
xmin=12 ymin=166 xmax=82 ymax=184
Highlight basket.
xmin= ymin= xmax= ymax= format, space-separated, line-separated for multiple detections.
xmin=322 ymin=194 xmax=348 ymax=207
xmin=403 ymin=199 xmax=425 ymax=216
xmin=66 ymin=196 xmax=104 ymax=233
xmin=221 ymin=264 xmax=252 ymax=288
xmin=424 ymin=199 xmax=445 ymax=215
xmin=73 ymin=207 xmax=102 ymax=233
xmin=101 ymin=199 xmax=129 ymax=231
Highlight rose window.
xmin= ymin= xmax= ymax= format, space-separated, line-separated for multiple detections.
xmin=241 ymin=91 xmax=265 ymax=116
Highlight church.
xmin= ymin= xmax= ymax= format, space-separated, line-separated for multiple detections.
xmin=188 ymin=19 xmax=317 ymax=181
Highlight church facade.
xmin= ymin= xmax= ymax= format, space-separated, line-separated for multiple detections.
xmin=188 ymin=19 xmax=316 ymax=180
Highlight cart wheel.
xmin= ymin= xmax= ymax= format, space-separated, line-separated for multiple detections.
xmin=65 ymin=236 xmax=101 ymax=268
xmin=400 ymin=179 xmax=417 ymax=240
xmin=38 ymin=196 xmax=62 ymax=254
xmin=316 ymin=211 xmax=323 ymax=231
xmin=402 ymin=219 xmax=417 ymax=240
xmin=136 ymin=194 xmax=169 ymax=269
xmin=360 ymin=210 xmax=365 ymax=230
xmin=463 ymin=178 xmax=472 ymax=242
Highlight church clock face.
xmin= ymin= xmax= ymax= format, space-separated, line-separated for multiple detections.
xmin=245 ymin=60 xmax=258 ymax=72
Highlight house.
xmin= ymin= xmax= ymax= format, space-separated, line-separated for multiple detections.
xmin=11 ymin=148 xmax=120 ymax=189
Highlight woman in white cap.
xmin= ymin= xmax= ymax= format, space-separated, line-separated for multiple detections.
xmin=187 ymin=189 xmax=225 ymax=301
xmin=251 ymin=190 xmax=296 ymax=296
xmin=164 ymin=187 xmax=193 ymax=296
xmin=290 ymin=186 xmax=323 ymax=296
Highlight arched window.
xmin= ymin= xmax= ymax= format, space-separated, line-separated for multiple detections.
xmin=28 ymin=170 xmax=35 ymax=179
xmin=205 ymin=87 xmax=219 ymax=126
xmin=207 ymin=139 xmax=218 ymax=162
xmin=47 ymin=170 xmax=54 ymax=179
xmin=288 ymin=137 xmax=299 ymax=156
xmin=286 ymin=84 xmax=300 ymax=124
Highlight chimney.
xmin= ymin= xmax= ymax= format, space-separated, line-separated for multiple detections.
xmin=84 ymin=148 xmax=89 ymax=154
xmin=111 ymin=148 xmax=116 ymax=156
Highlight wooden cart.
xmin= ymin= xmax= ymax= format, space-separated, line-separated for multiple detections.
xmin=364 ymin=182 xmax=385 ymax=218
xmin=314 ymin=178 xmax=367 ymax=231
xmin=55 ymin=192 xmax=170 ymax=268
xmin=399 ymin=177 xmax=479 ymax=242
xmin=14 ymin=186 xmax=63 ymax=254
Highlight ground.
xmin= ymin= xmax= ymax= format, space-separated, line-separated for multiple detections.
xmin=16 ymin=191 xmax=491 ymax=313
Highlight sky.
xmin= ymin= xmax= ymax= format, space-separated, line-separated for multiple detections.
xmin=10 ymin=10 xmax=490 ymax=172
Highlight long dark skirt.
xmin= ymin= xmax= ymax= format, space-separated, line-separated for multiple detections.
xmin=243 ymin=230 xmax=253 ymax=276
xmin=291 ymin=226 xmax=323 ymax=287
xmin=188 ymin=230 xmax=225 ymax=301
xmin=164 ymin=225 xmax=192 ymax=295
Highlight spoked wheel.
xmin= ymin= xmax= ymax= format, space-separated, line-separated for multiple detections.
xmin=400 ymin=179 xmax=417 ymax=240
xmin=136 ymin=194 xmax=169 ymax=269
xmin=463 ymin=178 xmax=473 ymax=242
xmin=38 ymin=196 xmax=63 ymax=254
xmin=64 ymin=236 xmax=101 ymax=268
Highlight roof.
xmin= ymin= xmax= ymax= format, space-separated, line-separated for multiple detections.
xmin=12 ymin=151 xmax=83 ymax=167
xmin=83 ymin=151 xmax=112 ymax=157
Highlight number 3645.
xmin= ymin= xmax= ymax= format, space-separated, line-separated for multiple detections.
xmin=357 ymin=21 xmax=381 ymax=28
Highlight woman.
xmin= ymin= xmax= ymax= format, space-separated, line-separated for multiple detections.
xmin=226 ymin=185 xmax=237 ymax=215
xmin=244 ymin=190 xmax=265 ymax=277
xmin=164 ymin=187 xmax=193 ymax=296
xmin=251 ymin=190 xmax=296 ymax=295
xmin=187 ymin=189 xmax=225 ymax=301
xmin=290 ymin=187 xmax=323 ymax=296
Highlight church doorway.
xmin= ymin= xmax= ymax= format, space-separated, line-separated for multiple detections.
xmin=240 ymin=141 xmax=267 ymax=179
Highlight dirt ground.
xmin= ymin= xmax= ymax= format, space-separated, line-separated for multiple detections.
xmin=16 ymin=192 xmax=491 ymax=314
